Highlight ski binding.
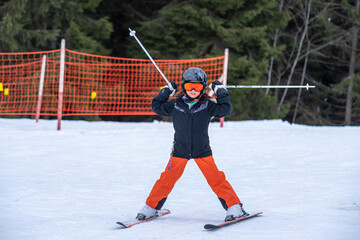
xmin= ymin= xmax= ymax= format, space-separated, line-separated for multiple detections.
xmin=116 ymin=209 xmax=170 ymax=228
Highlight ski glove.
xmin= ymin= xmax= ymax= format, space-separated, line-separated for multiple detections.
xmin=161 ymin=81 xmax=178 ymax=97
xmin=210 ymin=80 xmax=227 ymax=95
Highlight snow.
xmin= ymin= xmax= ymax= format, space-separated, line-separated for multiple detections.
xmin=0 ymin=118 xmax=359 ymax=240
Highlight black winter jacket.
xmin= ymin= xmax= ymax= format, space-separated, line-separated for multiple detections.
xmin=152 ymin=88 xmax=232 ymax=159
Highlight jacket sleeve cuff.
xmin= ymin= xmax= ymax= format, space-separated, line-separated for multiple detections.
xmin=215 ymin=88 xmax=228 ymax=96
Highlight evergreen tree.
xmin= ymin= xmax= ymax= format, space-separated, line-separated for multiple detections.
xmin=0 ymin=0 xmax=113 ymax=54
xmin=331 ymin=0 xmax=360 ymax=125
xmin=98 ymin=0 xmax=169 ymax=57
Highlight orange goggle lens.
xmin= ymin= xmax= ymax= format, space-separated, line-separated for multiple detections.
xmin=184 ymin=82 xmax=204 ymax=92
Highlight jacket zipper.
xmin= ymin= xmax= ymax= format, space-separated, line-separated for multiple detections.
xmin=189 ymin=112 xmax=192 ymax=159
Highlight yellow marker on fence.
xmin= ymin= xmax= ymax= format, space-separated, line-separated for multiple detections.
xmin=0 ymin=83 xmax=3 ymax=91
xmin=91 ymin=91 xmax=97 ymax=99
xmin=4 ymin=88 xmax=9 ymax=95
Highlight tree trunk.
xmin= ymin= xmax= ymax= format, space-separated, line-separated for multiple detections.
xmin=266 ymin=0 xmax=284 ymax=96
xmin=292 ymin=40 xmax=310 ymax=124
xmin=277 ymin=0 xmax=312 ymax=116
xmin=344 ymin=0 xmax=359 ymax=125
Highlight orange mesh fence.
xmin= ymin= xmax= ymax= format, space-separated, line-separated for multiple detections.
xmin=0 ymin=50 xmax=61 ymax=115
xmin=0 ymin=49 xmax=225 ymax=116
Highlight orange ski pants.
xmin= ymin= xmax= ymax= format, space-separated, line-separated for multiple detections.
xmin=146 ymin=156 xmax=241 ymax=210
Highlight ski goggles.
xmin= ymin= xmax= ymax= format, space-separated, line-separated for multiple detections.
xmin=184 ymin=82 xmax=204 ymax=92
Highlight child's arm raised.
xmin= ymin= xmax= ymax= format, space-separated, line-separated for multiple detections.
xmin=152 ymin=81 xmax=178 ymax=116
xmin=208 ymin=81 xmax=232 ymax=118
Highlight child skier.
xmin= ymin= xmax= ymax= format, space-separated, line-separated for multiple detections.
xmin=137 ymin=67 xmax=248 ymax=222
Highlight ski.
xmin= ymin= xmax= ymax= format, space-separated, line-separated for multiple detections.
xmin=204 ymin=212 xmax=263 ymax=230
xmin=116 ymin=209 xmax=170 ymax=228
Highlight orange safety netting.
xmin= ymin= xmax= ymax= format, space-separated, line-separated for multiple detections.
xmin=0 ymin=49 xmax=225 ymax=116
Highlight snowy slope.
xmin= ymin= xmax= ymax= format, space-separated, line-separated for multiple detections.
xmin=0 ymin=118 xmax=359 ymax=240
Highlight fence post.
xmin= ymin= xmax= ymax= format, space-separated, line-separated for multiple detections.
xmin=220 ymin=48 xmax=229 ymax=128
xmin=36 ymin=54 xmax=47 ymax=122
xmin=57 ymin=39 xmax=66 ymax=130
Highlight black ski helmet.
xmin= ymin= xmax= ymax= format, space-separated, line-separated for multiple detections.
xmin=181 ymin=67 xmax=207 ymax=94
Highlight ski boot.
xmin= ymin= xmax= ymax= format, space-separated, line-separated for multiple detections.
xmin=136 ymin=204 xmax=157 ymax=220
xmin=225 ymin=203 xmax=249 ymax=222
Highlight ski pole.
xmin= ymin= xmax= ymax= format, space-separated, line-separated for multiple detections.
xmin=226 ymin=83 xmax=315 ymax=90
xmin=129 ymin=28 xmax=174 ymax=91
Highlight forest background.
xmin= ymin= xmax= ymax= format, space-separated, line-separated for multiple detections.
xmin=0 ymin=0 xmax=359 ymax=126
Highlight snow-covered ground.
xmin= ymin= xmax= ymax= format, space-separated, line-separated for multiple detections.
xmin=0 ymin=118 xmax=359 ymax=240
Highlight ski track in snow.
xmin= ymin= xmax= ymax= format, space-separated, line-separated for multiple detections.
xmin=0 ymin=118 xmax=359 ymax=240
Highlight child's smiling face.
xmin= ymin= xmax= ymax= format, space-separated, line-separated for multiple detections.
xmin=186 ymin=89 xmax=201 ymax=98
